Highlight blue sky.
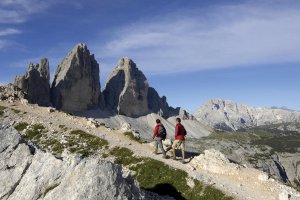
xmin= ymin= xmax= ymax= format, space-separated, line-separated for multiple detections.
xmin=0 ymin=0 xmax=300 ymax=112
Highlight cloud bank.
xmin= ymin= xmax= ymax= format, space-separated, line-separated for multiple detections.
xmin=96 ymin=2 xmax=300 ymax=74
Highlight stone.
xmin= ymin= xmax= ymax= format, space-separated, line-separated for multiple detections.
xmin=47 ymin=107 xmax=56 ymax=113
xmin=132 ymin=131 xmax=140 ymax=140
xmin=103 ymin=57 xmax=149 ymax=117
xmin=14 ymin=58 xmax=50 ymax=106
xmin=121 ymin=123 xmax=132 ymax=131
xmin=87 ymin=118 xmax=99 ymax=128
xmin=189 ymin=149 xmax=240 ymax=175
xmin=0 ymin=124 xmax=157 ymax=200
xmin=51 ymin=43 xmax=101 ymax=112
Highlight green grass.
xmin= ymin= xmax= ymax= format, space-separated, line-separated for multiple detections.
xmin=14 ymin=122 xmax=29 ymax=132
xmin=0 ymin=106 xmax=5 ymax=117
xmin=0 ymin=105 xmax=6 ymax=111
xmin=11 ymin=108 xmax=21 ymax=114
xmin=131 ymin=158 xmax=232 ymax=200
xmin=110 ymin=146 xmax=232 ymax=200
xmin=24 ymin=124 xmax=46 ymax=141
xmin=205 ymin=129 xmax=300 ymax=154
xmin=59 ymin=125 xmax=68 ymax=131
xmin=251 ymin=135 xmax=300 ymax=153
xmin=110 ymin=147 xmax=143 ymax=166
xmin=123 ymin=131 xmax=141 ymax=143
xmin=66 ymin=130 xmax=109 ymax=157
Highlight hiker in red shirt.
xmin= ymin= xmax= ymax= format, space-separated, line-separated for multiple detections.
xmin=171 ymin=117 xmax=186 ymax=163
xmin=152 ymin=119 xmax=167 ymax=159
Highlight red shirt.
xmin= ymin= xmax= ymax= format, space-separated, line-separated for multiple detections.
xmin=152 ymin=123 xmax=161 ymax=139
xmin=175 ymin=123 xmax=185 ymax=140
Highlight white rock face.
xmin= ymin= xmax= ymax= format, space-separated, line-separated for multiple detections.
xmin=0 ymin=125 xmax=150 ymax=200
xmin=194 ymin=99 xmax=300 ymax=131
xmin=103 ymin=57 xmax=149 ymax=117
xmin=190 ymin=149 xmax=240 ymax=175
xmin=51 ymin=43 xmax=101 ymax=112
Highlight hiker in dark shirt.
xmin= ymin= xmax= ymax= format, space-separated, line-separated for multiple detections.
xmin=152 ymin=119 xmax=167 ymax=159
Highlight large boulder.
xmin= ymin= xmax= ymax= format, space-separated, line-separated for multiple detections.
xmin=103 ymin=57 xmax=149 ymax=117
xmin=51 ymin=43 xmax=101 ymax=112
xmin=0 ymin=124 xmax=156 ymax=200
xmin=14 ymin=58 xmax=50 ymax=106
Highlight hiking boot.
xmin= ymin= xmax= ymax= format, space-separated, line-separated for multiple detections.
xmin=153 ymin=151 xmax=158 ymax=155
xmin=162 ymin=155 xmax=168 ymax=159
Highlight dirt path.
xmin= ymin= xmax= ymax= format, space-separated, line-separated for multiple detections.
xmin=1 ymin=101 xmax=299 ymax=200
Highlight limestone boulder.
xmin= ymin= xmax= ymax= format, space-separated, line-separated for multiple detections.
xmin=51 ymin=43 xmax=101 ymax=112
xmin=14 ymin=58 xmax=50 ymax=106
xmin=0 ymin=124 xmax=158 ymax=200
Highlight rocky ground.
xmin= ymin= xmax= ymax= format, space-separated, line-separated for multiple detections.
xmin=1 ymin=100 xmax=300 ymax=200
xmin=187 ymin=129 xmax=300 ymax=191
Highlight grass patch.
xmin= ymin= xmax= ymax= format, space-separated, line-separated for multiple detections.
xmin=24 ymin=124 xmax=46 ymax=141
xmin=0 ymin=105 xmax=6 ymax=111
xmin=124 ymin=131 xmax=141 ymax=143
xmin=110 ymin=147 xmax=143 ymax=166
xmin=43 ymin=183 xmax=59 ymax=197
xmin=110 ymin=146 xmax=232 ymax=200
xmin=0 ymin=106 xmax=5 ymax=117
xmin=12 ymin=108 xmax=21 ymax=114
xmin=205 ymin=129 xmax=300 ymax=154
xmin=131 ymin=158 xmax=232 ymax=200
xmin=59 ymin=125 xmax=68 ymax=131
xmin=14 ymin=122 xmax=29 ymax=132
xmin=251 ymin=134 xmax=300 ymax=154
xmin=66 ymin=130 xmax=109 ymax=157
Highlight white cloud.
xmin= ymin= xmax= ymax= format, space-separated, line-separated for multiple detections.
xmin=96 ymin=3 xmax=300 ymax=74
xmin=0 ymin=0 xmax=58 ymax=24
xmin=0 ymin=28 xmax=21 ymax=36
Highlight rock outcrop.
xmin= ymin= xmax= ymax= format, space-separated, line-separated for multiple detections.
xmin=103 ymin=57 xmax=149 ymax=117
xmin=194 ymin=99 xmax=300 ymax=131
xmin=0 ymin=124 xmax=153 ymax=200
xmin=103 ymin=57 xmax=192 ymax=119
xmin=0 ymin=84 xmax=24 ymax=102
xmin=51 ymin=43 xmax=101 ymax=112
xmin=147 ymin=87 xmax=170 ymax=118
xmin=14 ymin=58 xmax=50 ymax=106
xmin=189 ymin=149 xmax=300 ymax=200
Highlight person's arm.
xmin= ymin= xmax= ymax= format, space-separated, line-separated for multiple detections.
xmin=153 ymin=125 xmax=159 ymax=139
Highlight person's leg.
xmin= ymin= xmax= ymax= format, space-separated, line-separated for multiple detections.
xmin=157 ymin=138 xmax=166 ymax=157
xmin=171 ymin=140 xmax=180 ymax=159
xmin=153 ymin=138 xmax=158 ymax=154
xmin=180 ymin=140 xmax=185 ymax=160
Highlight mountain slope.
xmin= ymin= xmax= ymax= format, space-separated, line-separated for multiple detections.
xmin=194 ymin=99 xmax=300 ymax=131
xmin=1 ymin=100 xmax=299 ymax=200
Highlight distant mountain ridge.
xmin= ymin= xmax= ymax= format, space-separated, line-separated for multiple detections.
xmin=194 ymin=99 xmax=300 ymax=131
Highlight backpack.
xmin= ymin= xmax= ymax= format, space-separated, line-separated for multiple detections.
xmin=179 ymin=125 xmax=187 ymax=136
xmin=158 ymin=125 xmax=167 ymax=140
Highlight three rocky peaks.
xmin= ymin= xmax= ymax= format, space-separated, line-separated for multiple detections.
xmin=14 ymin=43 xmax=188 ymax=118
